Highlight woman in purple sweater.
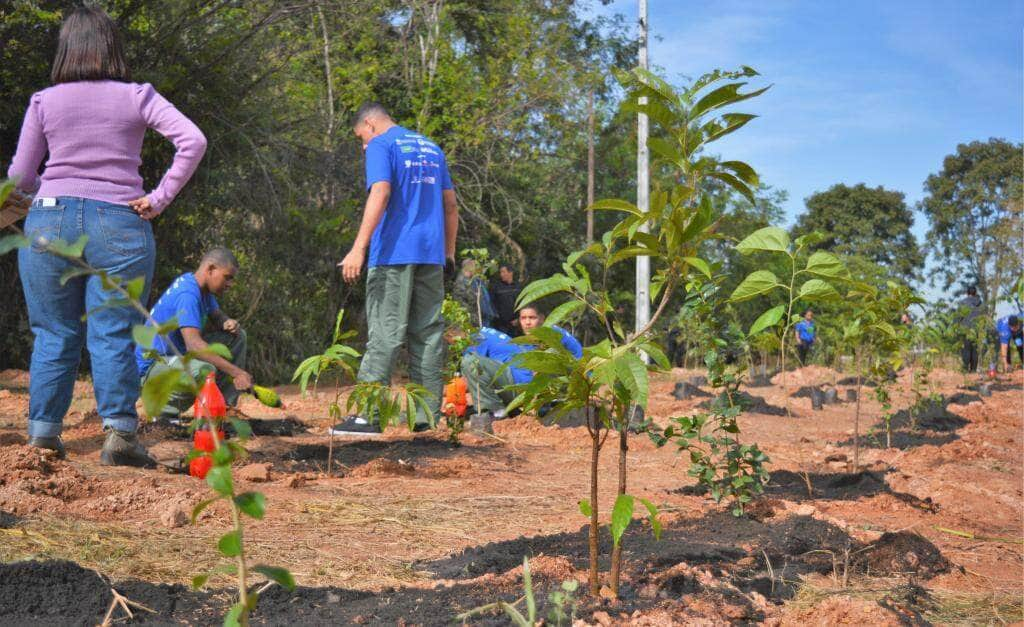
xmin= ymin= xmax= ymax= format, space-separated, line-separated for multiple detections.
xmin=8 ymin=7 xmax=206 ymax=466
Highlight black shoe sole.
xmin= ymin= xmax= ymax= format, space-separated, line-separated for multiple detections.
xmin=327 ymin=428 xmax=382 ymax=437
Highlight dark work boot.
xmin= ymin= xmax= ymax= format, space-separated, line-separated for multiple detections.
xmin=99 ymin=429 xmax=157 ymax=468
xmin=28 ymin=436 xmax=66 ymax=459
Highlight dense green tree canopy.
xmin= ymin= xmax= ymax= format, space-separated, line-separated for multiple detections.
xmin=919 ymin=138 xmax=1023 ymax=313
xmin=792 ymin=183 xmax=922 ymax=283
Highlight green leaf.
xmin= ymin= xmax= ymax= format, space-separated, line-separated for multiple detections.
xmin=683 ymin=256 xmax=712 ymax=279
xmin=708 ymin=170 xmax=755 ymax=205
xmin=212 ymin=445 xmax=234 ymax=466
xmin=610 ymin=494 xmax=635 ymax=548
xmin=0 ymin=234 xmax=29 ymax=256
xmin=252 ymin=565 xmax=296 ymax=591
xmin=798 ymin=279 xmax=839 ymax=300
xmin=639 ymin=498 xmax=662 ymax=540
xmin=523 ymin=557 xmax=536 ymax=622
xmin=217 ymin=530 xmax=242 ymax=557
xmin=191 ymin=574 xmax=210 ymax=589
xmin=613 ymin=353 xmax=649 ymax=408
xmin=190 ymin=497 xmax=219 ymax=524
xmin=132 ymin=325 xmax=158 ymax=350
xmin=202 ymin=343 xmax=233 ymax=361
xmin=142 ymin=368 xmax=185 ymax=418
xmin=749 ymin=305 xmax=785 ymax=336
xmin=125 ymin=276 xmax=146 ymax=301
xmin=729 ymin=270 xmax=780 ymax=302
xmin=229 ymin=417 xmax=253 ymax=441
xmin=515 ymin=274 xmax=573 ymax=309
xmin=47 ymin=234 xmax=88 ymax=258
xmin=691 ymin=82 xmax=771 ymax=119
xmin=59 ymin=266 xmax=92 ymax=285
xmin=588 ymin=198 xmax=643 ymax=216
xmin=647 ymin=137 xmax=682 ymax=164
xmin=206 ymin=465 xmax=234 ymax=497
xmin=735 ymin=227 xmax=790 ymax=254
xmin=224 ymin=602 xmax=246 ymax=627
xmin=544 ymin=299 xmax=583 ymax=327
xmin=804 ymin=251 xmax=848 ymax=278
xmin=719 ymin=160 xmax=759 ymax=186
xmin=578 ymin=499 xmax=592 ymax=517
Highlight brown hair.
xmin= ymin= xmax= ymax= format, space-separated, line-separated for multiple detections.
xmin=51 ymin=6 xmax=130 ymax=84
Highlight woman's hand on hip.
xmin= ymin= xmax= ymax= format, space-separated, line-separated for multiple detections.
xmin=128 ymin=196 xmax=161 ymax=220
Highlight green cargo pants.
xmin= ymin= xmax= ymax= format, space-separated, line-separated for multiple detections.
xmin=142 ymin=329 xmax=247 ymax=419
xmin=461 ymin=352 xmax=516 ymax=413
xmin=356 ymin=264 xmax=445 ymax=424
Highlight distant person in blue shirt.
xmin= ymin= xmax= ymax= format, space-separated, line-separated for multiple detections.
xmin=460 ymin=305 xmax=583 ymax=420
xmin=333 ymin=103 xmax=459 ymax=436
xmin=794 ymin=308 xmax=816 ymax=366
xmin=137 ymin=247 xmax=252 ymax=424
xmin=995 ymin=314 xmax=1022 ymax=372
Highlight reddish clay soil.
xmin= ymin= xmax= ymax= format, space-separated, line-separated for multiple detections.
xmin=0 ymin=366 xmax=1021 ymax=624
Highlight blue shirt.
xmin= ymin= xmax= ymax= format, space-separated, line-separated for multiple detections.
xmin=996 ymin=315 xmax=1022 ymax=345
xmin=467 ymin=326 xmax=583 ymax=384
xmin=795 ymin=319 xmax=816 ymax=343
xmin=364 ymin=126 xmax=453 ymax=267
xmin=135 ymin=273 xmax=219 ymax=376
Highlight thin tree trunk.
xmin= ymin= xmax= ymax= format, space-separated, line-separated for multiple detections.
xmin=588 ymin=415 xmax=601 ymax=597
xmin=609 ymin=421 xmax=628 ymax=596
xmin=586 ymin=90 xmax=595 ymax=243
xmin=853 ymin=349 xmax=862 ymax=471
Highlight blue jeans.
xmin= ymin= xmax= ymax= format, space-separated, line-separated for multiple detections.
xmin=18 ymin=197 xmax=155 ymax=438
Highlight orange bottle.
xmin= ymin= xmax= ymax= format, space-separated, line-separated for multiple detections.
xmin=190 ymin=372 xmax=227 ymax=479
xmin=444 ymin=375 xmax=468 ymax=418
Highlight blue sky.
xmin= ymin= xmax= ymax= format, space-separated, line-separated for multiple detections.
xmin=590 ymin=0 xmax=1022 ymax=300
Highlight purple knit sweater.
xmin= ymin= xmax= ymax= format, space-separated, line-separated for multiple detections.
xmin=7 ymin=80 xmax=206 ymax=214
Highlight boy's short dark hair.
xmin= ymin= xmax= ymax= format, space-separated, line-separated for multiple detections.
xmin=200 ymin=247 xmax=239 ymax=270
xmin=1010 ymin=315 xmax=1020 ymax=328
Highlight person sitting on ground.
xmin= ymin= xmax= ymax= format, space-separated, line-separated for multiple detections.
xmin=453 ymin=258 xmax=496 ymax=327
xmin=136 ymin=247 xmax=253 ymax=423
xmin=459 ymin=305 xmax=582 ymax=422
xmin=794 ymin=308 xmax=816 ymax=366
xmin=995 ymin=314 xmax=1023 ymax=372
xmin=956 ymin=285 xmax=984 ymax=374
xmin=490 ymin=264 xmax=522 ymax=336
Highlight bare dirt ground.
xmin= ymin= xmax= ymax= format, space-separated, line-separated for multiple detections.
xmin=0 ymin=365 xmax=1021 ymax=624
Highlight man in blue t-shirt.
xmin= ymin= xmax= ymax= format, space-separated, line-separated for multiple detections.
xmin=995 ymin=314 xmax=1023 ymax=371
xmin=794 ymin=308 xmax=816 ymax=365
xmin=136 ymin=247 xmax=253 ymax=424
xmin=460 ymin=305 xmax=583 ymax=420
xmin=333 ymin=103 xmax=459 ymax=436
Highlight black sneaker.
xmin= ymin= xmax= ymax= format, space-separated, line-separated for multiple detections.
xmin=328 ymin=416 xmax=382 ymax=437
xmin=99 ymin=429 xmax=157 ymax=468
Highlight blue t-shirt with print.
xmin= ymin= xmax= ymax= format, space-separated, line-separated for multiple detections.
xmin=466 ymin=326 xmax=583 ymax=384
xmin=795 ymin=319 xmax=816 ymax=343
xmin=135 ymin=273 xmax=220 ymax=376
xmin=364 ymin=125 xmax=453 ymax=267
xmin=996 ymin=315 xmax=1023 ymax=345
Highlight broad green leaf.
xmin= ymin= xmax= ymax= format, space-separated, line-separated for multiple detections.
xmin=202 ymin=343 xmax=233 ymax=361
xmin=647 ymin=137 xmax=682 ymax=164
xmin=212 ymin=445 xmax=233 ymax=466
xmin=708 ymin=170 xmax=755 ymax=204
xmin=749 ymin=305 xmax=785 ymax=336
xmin=206 ymin=465 xmax=234 ymax=497
xmin=608 ymin=245 xmax=656 ymax=267
xmin=142 ymin=368 xmax=185 ymax=418
xmin=798 ymin=279 xmax=839 ymax=300
xmin=610 ymin=494 xmax=635 ymax=548
xmin=691 ymin=82 xmax=771 ymax=119
xmin=217 ymin=530 xmax=242 ymax=557
xmin=523 ymin=556 xmax=536 ymax=622
xmin=132 ymin=325 xmax=158 ymax=350
xmin=588 ymin=198 xmax=643 ymax=216
xmin=719 ymin=160 xmax=759 ymax=186
xmin=515 ymin=274 xmax=573 ymax=309
xmin=0 ymin=178 xmax=14 ymax=204
xmin=683 ymin=256 xmax=712 ymax=279
xmin=191 ymin=574 xmax=210 ymax=589
xmin=703 ymin=112 xmax=758 ymax=145
xmin=735 ymin=227 xmax=790 ymax=255
xmin=59 ymin=266 xmax=92 ymax=285
xmin=47 ymin=234 xmax=88 ymax=258
xmin=804 ymin=251 xmax=848 ymax=279
xmin=229 ymin=417 xmax=253 ymax=441
xmin=224 ymin=602 xmax=246 ymax=627
xmin=125 ymin=276 xmax=146 ymax=301
xmin=0 ymin=234 xmax=29 ymax=256
xmin=578 ymin=499 xmax=592 ymax=517
xmin=252 ymin=565 xmax=296 ymax=591
xmin=613 ymin=353 xmax=649 ymax=408
xmin=729 ymin=270 xmax=780 ymax=302
xmin=544 ymin=299 xmax=583 ymax=326
xmin=639 ymin=498 xmax=662 ymax=540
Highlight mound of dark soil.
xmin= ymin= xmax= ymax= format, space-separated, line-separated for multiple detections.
xmin=945 ymin=392 xmax=981 ymax=406
xmin=856 ymin=532 xmax=951 ymax=577
xmin=250 ymin=437 xmax=495 ymax=474
xmin=248 ymin=417 xmax=309 ymax=437
xmin=837 ymin=376 xmax=877 ymax=387
xmin=765 ymin=470 xmax=936 ymax=511
xmin=0 ymin=510 xmax=17 ymax=528
xmin=698 ymin=391 xmax=787 ymax=416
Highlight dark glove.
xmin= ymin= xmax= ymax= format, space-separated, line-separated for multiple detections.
xmin=444 ymin=257 xmax=456 ymax=280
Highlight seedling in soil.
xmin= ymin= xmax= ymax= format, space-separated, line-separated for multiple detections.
xmin=511 ymin=65 xmax=769 ymax=598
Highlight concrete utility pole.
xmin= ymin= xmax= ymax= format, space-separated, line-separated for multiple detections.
xmin=635 ymin=0 xmax=650 ymax=339
xmin=586 ymin=90 xmax=595 ymax=243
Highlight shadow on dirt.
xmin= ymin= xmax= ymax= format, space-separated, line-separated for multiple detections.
xmin=834 ymin=396 xmax=968 ymax=451
xmin=698 ymin=392 xmax=788 ymax=417
xmin=762 ymin=470 xmax=937 ymax=511
xmin=249 ymin=436 xmax=498 ymax=474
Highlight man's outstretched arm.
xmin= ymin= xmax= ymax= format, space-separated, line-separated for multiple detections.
xmin=340 ymin=181 xmax=391 ymax=284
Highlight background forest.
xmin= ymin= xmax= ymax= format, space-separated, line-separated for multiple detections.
xmin=2 ymin=0 xmax=1020 ymax=382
